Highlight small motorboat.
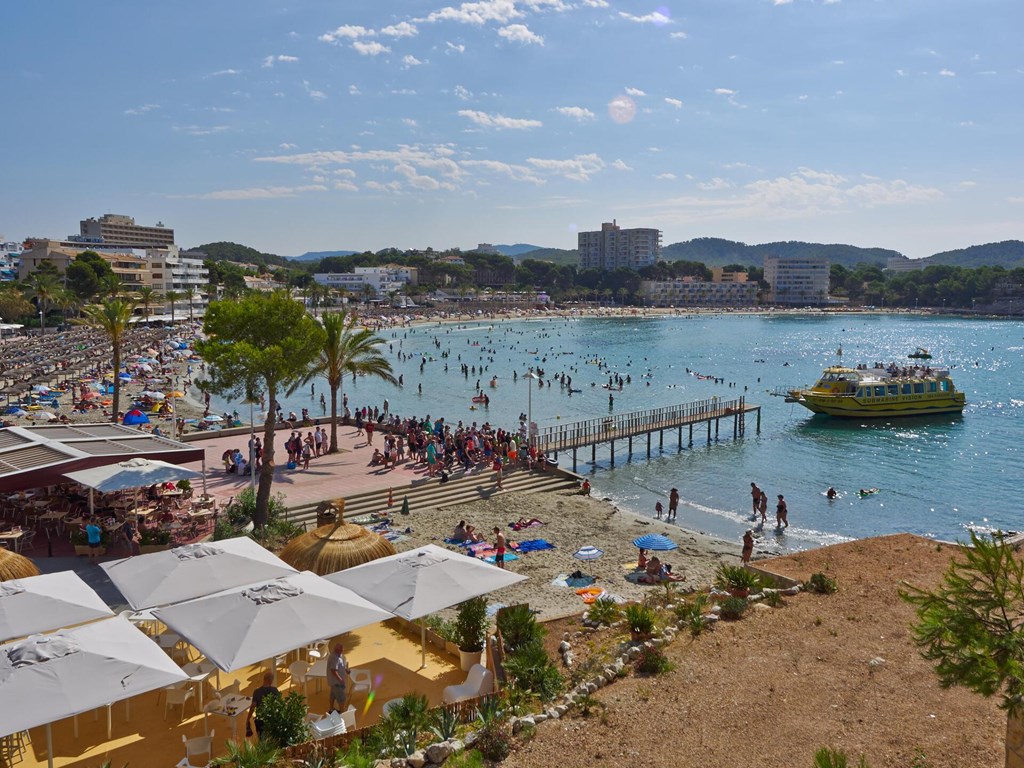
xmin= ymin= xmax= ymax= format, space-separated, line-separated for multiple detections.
xmin=908 ymin=347 xmax=932 ymax=360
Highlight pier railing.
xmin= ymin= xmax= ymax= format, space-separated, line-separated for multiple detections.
xmin=531 ymin=396 xmax=751 ymax=454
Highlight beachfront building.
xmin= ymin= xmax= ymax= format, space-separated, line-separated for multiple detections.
xmin=763 ymin=255 xmax=830 ymax=306
xmin=313 ymin=266 xmax=419 ymax=297
xmin=0 ymin=240 xmax=20 ymax=282
xmin=145 ymin=246 xmax=210 ymax=317
xmin=19 ymin=239 xmax=152 ymax=291
xmin=886 ymin=255 xmax=925 ymax=272
xmin=640 ymin=277 xmax=757 ymax=307
xmin=578 ymin=220 xmax=662 ymax=271
xmin=80 ymin=213 xmax=175 ymax=249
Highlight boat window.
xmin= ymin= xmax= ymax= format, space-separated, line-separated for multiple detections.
xmin=887 ymin=385 xmax=899 ymax=396
xmin=940 ymin=380 xmax=950 ymax=392
xmin=856 ymin=387 xmax=864 ymax=397
xmin=874 ymin=386 xmax=886 ymax=397
xmin=929 ymin=382 xmax=937 ymax=392
xmin=902 ymin=384 xmax=912 ymax=395
xmin=914 ymin=383 xmax=924 ymax=394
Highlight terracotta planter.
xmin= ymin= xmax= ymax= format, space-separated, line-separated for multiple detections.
xmin=75 ymin=545 xmax=105 ymax=557
xmin=729 ymin=588 xmax=751 ymax=598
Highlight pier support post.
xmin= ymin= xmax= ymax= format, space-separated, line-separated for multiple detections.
xmin=678 ymin=426 xmax=682 ymax=449
xmin=715 ymin=418 xmax=720 ymax=440
xmin=733 ymin=414 xmax=738 ymax=439
xmin=756 ymin=407 xmax=761 ymax=434
xmin=647 ymin=432 xmax=651 ymax=458
xmin=689 ymin=424 xmax=693 ymax=447
xmin=659 ymin=430 xmax=663 ymax=451
xmin=610 ymin=440 xmax=615 ymax=467
xmin=707 ymin=420 xmax=712 ymax=445
xmin=591 ymin=444 xmax=596 ymax=464
xmin=573 ymin=448 xmax=577 ymax=473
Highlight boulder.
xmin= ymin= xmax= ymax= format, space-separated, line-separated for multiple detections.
xmin=425 ymin=743 xmax=452 ymax=765
xmin=558 ymin=640 xmax=571 ymax=654
xmin=448 ymin=740 xmax=465 ymax=755
xmin=406 ymin=750 xmax=426 ymax=768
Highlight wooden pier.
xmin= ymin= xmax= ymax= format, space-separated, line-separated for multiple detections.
xmin=530 ymin=396 xmax=761 ymax=472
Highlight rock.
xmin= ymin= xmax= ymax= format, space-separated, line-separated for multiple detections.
xmin=463 ymin=731 xmax=478 ymax=748
xmin=703 ymin=613 xmax=719 ymax=623
xmin=448 ymin=740 xmax=465 ymax=755
xmin=534 ymin=713 xmax=548 ymax=723
xmin=425 ymin=743 xmax=452 ymax=764
xmin=391 ymin=759 xmax=407 ymax=768
xmin=604 ymin=669 xmax=617 ymax=683
xmin=547 ymin=708 xmax=561 ymax=720
xmin=651 ymin=638 xmax=664 ymax=647
xmin=558 ymin=640 xmax=571 ymax=653
xmin=406 ymin=750 xmax=426 ymax=768
xmin=752 ymin=602 xmax=772 ymax=612
xmin=519 ymin=716 xmax=536 ymax=728
xmin=627 ymin=646 xmax=641 ymax=660
xmin=587 ymin=682 xmax=598 ymax=694
xmin=710 ymin=604 xmax=722 ymax=614
xmin=613 ymin=658 xmax=625 ymax=672
xmin=782 ymin=586 xmax=801 ymax=596
xmin=555 ymin=704 xmax=569 ymax=717
xmin=749 ymin=592 xmax=764 ymax=602
xmin=563 ymin=632 xmax=570 ymax=641
xmin=563 ymin=651 xmax=575 ymax=667
xmin=869 ymin=657 xmax=886 ymax=668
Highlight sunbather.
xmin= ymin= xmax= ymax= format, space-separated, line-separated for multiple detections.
xmin=452 ymin=520 xmax=468 ymax=542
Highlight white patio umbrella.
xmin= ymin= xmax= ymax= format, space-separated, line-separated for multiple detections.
xmin=0 ymin=616 xmax=188 ymax=768
xmin=0 ymin=572 xmax=113 ymax=641
xmin=325 ymin=544 xmax=526 ymax=666
xmin=153 ymin=571 xmax=393 ymax=671
xmin=101 ymin=536 xmax=298 ymax=610
xmin=65 ymin=457 xmax=204 ymax=514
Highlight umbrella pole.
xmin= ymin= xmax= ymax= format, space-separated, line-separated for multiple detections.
xmin=420 ymin=619 xmax=426 ymax=670
xmin=201 ymin=457 xmax=207 ymax=496
xmin=46 ymin=722 xmax=54 ymax=768
xmin=89 ymin=488 xmax=94 ymax=516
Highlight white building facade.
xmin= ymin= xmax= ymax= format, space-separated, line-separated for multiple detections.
xmin=640 ymin=279 xmax=757 ymax=307
xmin=763 ymin=255 xmax=830 ymax=305
xmin=313 ymin=266 xmax=418 ymax=296
xmin=578 ymin=220 xmax=661 ymax=271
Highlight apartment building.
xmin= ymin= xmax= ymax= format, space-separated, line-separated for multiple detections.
xmin=80 ymin=214 xmax=174 ymax=249
xmin=19 ymin=239 xmax=151 ymax=290
xmin=763 ymin=255 xmax=830 ymax=305
xmin=578 ymin=220 xmax=662 ymax=271
xmin=312 ymin=266 xmax=419 ymax=296
xmin=640 ymin=277 xmax=757 ymax=307
xmin=145 ymin=246 xmax=210 ymax=316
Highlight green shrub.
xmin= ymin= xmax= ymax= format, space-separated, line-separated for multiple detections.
xmin=383 ymin=693 xmax=430 ymax=757
xmin=333 ymin=738 xmax=378 ymax=768
xmin=586 ymin=597 xmax=621 ymax=626
xmin=503 ymin=642 xmax=563 ymax=702
xmin=813 ymin=746 xmax=869 ymax=768
xmin=635 ymin=645 xmax=674 ymax=676
xmin=454 ymin=596 xmax=488 ymax=653
xmin=718 ymin=596 xmax=749 ymax=621
xmin=254 ymin=690 xmax=309 ymax=747
xmin=138 ymin=527 xmax=171 ymax=546
xmin=762 ymin=590 xmax=785 ymax=608
xmin=805 ymin=572 xmax=838 ymax=594
xmin=474 ymin=712 xmax=512 ymax=762
xmin=443 ymin=750 xmax=486 ymax=768
xmin=575 ymin=693 xmax=605 ymax=717
xmin=715 ymin=564 xmax=763 ymax=593
xmin=428 ymin=705 xmax=460 ymax=742
xmin=211 ymin=739 xmax=282 ymax=766
xmin=423 ymin=615 xmax=459 ymax=644
xmin=496 ymin=603 xmax=544 ymax=652
xmin=624 ymin=603 xmax=656 ymax=635
xmin=675 ymin=593 xmax=710 ymax=637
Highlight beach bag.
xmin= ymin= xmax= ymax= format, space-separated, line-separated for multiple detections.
xmin=287 ymin=461 xmax=297 ymax=470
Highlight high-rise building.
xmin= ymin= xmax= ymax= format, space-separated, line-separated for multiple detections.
xmin=763 ymin=255 xmax=830 ymax=305
xmin=80 ymin=214 xmax=174 ymax=248
xmin=577 ymin=220 xmax=661 ymax=271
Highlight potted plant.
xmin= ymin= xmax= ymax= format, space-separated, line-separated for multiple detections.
xmin=138 ymin=526 xmax=172 ymax=554
xmin=715 ymin=564 xmax=763 ymax=598
xmin=71 ymin=527 xmax=108 ymax=557
xmin=454 ymin=596 xmax=488 ymax=671
xmin=624 ymin=603 xmax=656 ymax=642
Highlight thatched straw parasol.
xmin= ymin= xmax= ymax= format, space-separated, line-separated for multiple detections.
xmin=0 ymin=549 xmax=41 ymax=581
xmin=279 ymin=522 xmax=397 ymax=576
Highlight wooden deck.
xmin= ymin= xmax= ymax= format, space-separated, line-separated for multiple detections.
xmin=531 ymin=396 xmax=761 ymax=470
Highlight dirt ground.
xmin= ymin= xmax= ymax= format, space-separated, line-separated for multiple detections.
xmin=507 ymin=534 xmax=1006 ymax=768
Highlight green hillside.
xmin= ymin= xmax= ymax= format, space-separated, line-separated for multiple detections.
xmin=190 ymin=241 xmax=289 ymax=268
xmin=661 ymin=238 xmax=899 ymax=269
xmin=514 ymin=247 xmax=578 ymax=266
xmin=922 ymin=240 xmax=1024 ymax=269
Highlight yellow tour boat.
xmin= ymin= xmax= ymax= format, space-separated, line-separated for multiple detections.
xmin=788 ymin=364 xmax=966 ymax=418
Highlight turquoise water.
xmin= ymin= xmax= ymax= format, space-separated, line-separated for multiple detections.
xmin=216 ymin=314 xmax=1023 ymax=553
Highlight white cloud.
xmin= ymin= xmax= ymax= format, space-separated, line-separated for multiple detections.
xmin=124 ymin=103 xmax=160 ymax=116
xmin=664 ymin=97 xmax=682 ymax=109
xmin=773 ymin=0 xmax=794 ymax=5
xmin=698 ymin=177 xmax=731 ymax=190
xmin=454 ymin=85 xmax=472 ymax=100
xmin=349 ymin=84 xmax=361 ymax=95
xmin=798 ymin=94 xmax=809 ymax=101
xmin=581 ymin=0 xmax=609 ymax=6
xmin=263 ymin=54 xmax=298 ymax=68
xmin=459 ymin=109 xmax=542 ymax=129
xmin=612 ymin=159 xmax=633 ymax=171
xmin=210 ymin=69 xmax=240 ymax=77
xmin=303 ymin=81 xmax=327 ymax=100
xmin=446 ymin=42 xmax=466 ymax=54
xmin=462 ymin=159 xmax=544 ymax=184
xmin=353 ymin=41 xmax=391 ymax=56
xmin=334 ymin=180 xmax=359 ymax=192
xmin=619 ymin=11 xmax=671 ymax=24
xmin=655 ymin=173 xmax=676 ymax=180
xmin=402 ymin=118 xmax=418 ymax=127
xmin=319 ymin=25 xmax=375 ymax=43
xmin=381 ymin=22 xmax=418 ymax=37
xmin=959 ymin=181 xmax=977 ymax=188
xmin=279 ymin=143 xmax=298 ymax=150
xmin=403 ymin=54 xmax=423 ymax=67
xmin=1008 ymin=196 xmax=1024 ymax=204
xmin=427 ymin=1 xmax=522 ymax=25
xmin=365 ymin=180 xmax=404 ymax=193
xmin=172 ymin=184 xmax=328 ymax=200
xmin=498 ymin=24 xmax=544 ymax=45
xmin=554 ymin=106 xmax=595 ymax=121
xmin=670 ymin=31 xmax=688 ymax=39
xmin=625 ymin=87 xmax=646 ymax=97
xmin=526 ymin=153 xmax=604 ymax=182
xmin=939 ymin=68 xmax=956 ymax=77
xmin=714 ymin=88 xmax=735 ymax=95
xmin=173 ymin=124 xmax=230 ymax=136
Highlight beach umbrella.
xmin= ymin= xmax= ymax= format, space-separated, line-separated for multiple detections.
xmin=121 ymin=409 xmax=150 ymax=426
xmin=65 ymin=457 xmax=202 ymax=515
xmin=139 ymin=390 xmax=164 ymax=400
xmin=0 ymin=616 xmax=188 ymax=768
xmin=279 ymin=523 xmax=396 ymax=576
xmin=326 ymin=544 xmax=526 ymax=667
xmin=0 ymin=572 xmax=113 ymax=641
xmin=30 ymin=411 xmax=57 ymax=421
xmin=154 ymin=571 xmax=393 ymax=672
xmin=117 ymin=372 xmax=132 ymax=380
xmin=573 ymin=545 xmax=604 ymax=561
xmin=631 ymin=533 xmax=678 ymax=551
xmin=165 ymin=390 xmax=185 ymax=398
xmin=201 ymin=414 xmax=223 ymax=422
xmin=100 ymin=536 xmax=297 ymax=611
xmin=31 ymin=385 xmax=50 ymax=394
xmin=400 ymin=496 xmax=410 ymax=516
xmin=0 ymin=549 xmax=40 ymax=582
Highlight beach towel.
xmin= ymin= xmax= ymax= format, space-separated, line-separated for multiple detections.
xmin=576 ymin=586 xmax=606 ymax=603
xmin=566 ymin=574 xmax=596 ymax=589
xmin=517 ymin=539 xmax=556 ymax=553
xmin=510 ymin=519 xmax=545 ymax=531
xmin=351 ymin=514 xmax=390 ymax=526
xmin=551 ymin=573 xmax=570 ymax=588
xmin=483 ymin=553 xmax=519 ymax=564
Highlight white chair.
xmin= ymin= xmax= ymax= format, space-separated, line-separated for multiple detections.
xmin=177 ymin=730 xmax=214 ymax=768
xmin=339 ymin=705 xmax=357 ymax=731
xmin=348 ymin=667 xmax=372 ymax=699
xmin=288 ymin=660 xmax=310 ymax=697
xmin=442 ymin=663 xmax=493 ymax=705
xmin=306 ymin=639 xmax=329 ymax=662
xmin=310 ymin=710 xmax=345 ymax=740
xmin=164 ymin=684 xmax=195 ymax=720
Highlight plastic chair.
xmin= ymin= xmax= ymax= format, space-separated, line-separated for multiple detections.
xmin=442 ymin=664 xmax=494 ymax=704
xmin=288 ymin=660 xmax=310 ymax=697
xmin=348 ymin=667 xmax=372 ymax=699
xmin=177 ymin=730 xmax=214 ymax=768
xmin=339 ymin=705 xmax=356 ymax=731
xmin=164 ymin=685 xmax=195 ymax=720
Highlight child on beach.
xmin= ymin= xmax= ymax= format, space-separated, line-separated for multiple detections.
xmin=655 ymin=501 xmax=663 ymax=519
xmin=742 ymin=530 xmax=754 ymax=563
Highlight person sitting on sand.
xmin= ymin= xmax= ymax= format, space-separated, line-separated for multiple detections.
xmin=452 ymin=520 xmax=468 ymax=542
xmin=464 ymin=524 xmax=485 ymax=543
xmin=513 ymin=517 xmax=543 ymax=529
xmin=637 ymin=548 xmax=649 ymax=570
xmin=639 ymin=556 xmax=662 ymax=583
xmin=579 ymin=479 xmax=591 ymax=496
xmin=370 ymin=448 xmax=384 ymax=466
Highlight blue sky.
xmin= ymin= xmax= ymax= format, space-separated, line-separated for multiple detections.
xmin=2 ymin=0 xmax=1021 ymax=258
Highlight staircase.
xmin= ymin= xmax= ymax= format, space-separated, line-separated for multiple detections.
xmin=284 ymin=467 xmax=580 ymax=530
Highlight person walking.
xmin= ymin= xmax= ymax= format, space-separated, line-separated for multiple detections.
xmin=492 ymin=527 xmax=507 ymax=569
xmin=246 ymin=671 xmax=280 ymax=740
xmin=776 ymin=494 xmax=789 ymax=529
xmin=668 ymin=488 xmax=680 ymax=521
xmin=750 ymin=482 xmax=761 ymax=517
xmin=327 ymin=642 xmax=349 ymax=714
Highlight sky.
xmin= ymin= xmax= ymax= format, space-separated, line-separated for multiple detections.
xmin=2 ymin=0 xmax=1022 ymax=259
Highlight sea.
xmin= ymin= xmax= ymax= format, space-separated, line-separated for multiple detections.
xmin=211 ymin=312 xmax=1023 ymax=555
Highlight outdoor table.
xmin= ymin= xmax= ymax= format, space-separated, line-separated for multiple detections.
xmin=72 ymin=700 xmax=129 ymax=740
xmin=204 ymin=694 xmax=251 ymax=739
xmin=0 ymin=530 xmax=24 ymax=551
xmin=382 ymin=698 xmax=403 ymax=716
xmin=182 ymin=660 xmax=218 ymax=708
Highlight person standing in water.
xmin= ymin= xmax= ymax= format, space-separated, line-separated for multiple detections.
xmin=776 ymin=494 xmax=789 ymax=529
xmin=668 ymin=488 xmax=679 ymax=520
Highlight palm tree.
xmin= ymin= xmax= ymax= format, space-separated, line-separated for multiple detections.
xmin=99 ymin=274 xmax=123 ymax=299
xmin=211 ymin=738 xmax=281 ymax=767
xmin=164 ymin=290 xmax=182 ymax=324
xmin=135 ymin=286 xmax=162 ymax=325
xmin=23 ymin=272 xmax=61 ymax=334
xmin=183 ymin=287 xmax=197 ymax=323
xmin=55 ymin=288 xmax=81 ymax=323
xmin=310 ymin=311 xmax=397 ymax=453
xmin=77 ymin=298 xmax=138 ymax=423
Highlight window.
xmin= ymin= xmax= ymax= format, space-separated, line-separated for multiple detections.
xmin=914 ymin=383 xmax=924 ymax=394
xmin=874 ymin=386 xmax=885 ymax=397
xmin=940 ymin=380 xmax=950 ymax=392
xmin=902 ymin=384 xmax=912 ymax=395
xmin=887 ymin=385 xmax=899 ymax=396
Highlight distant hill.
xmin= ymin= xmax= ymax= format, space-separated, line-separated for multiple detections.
xmin=661 ymin=238 xmax=900 ymax=269
xmin=517 ymin=247 xmax=578 ymax=266
xmin=921 ymin=240 xmax=1024 ymax=269
xmin=190 ymin=241 xmax=289 ymax=268
xmin=474 ymin=243 xmax=547 ymax=258
xmin=289 ymin=250 xmax=359 ymax=262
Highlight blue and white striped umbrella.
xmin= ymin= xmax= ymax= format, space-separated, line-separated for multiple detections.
xmin=573 ymin=545 xmax=604 ymax=561
xmin=632 ymin=534 xmax=678 ymax=551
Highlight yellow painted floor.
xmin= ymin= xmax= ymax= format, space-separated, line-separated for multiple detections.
xmin=11 ymin=620 xmax=464 ymax=768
